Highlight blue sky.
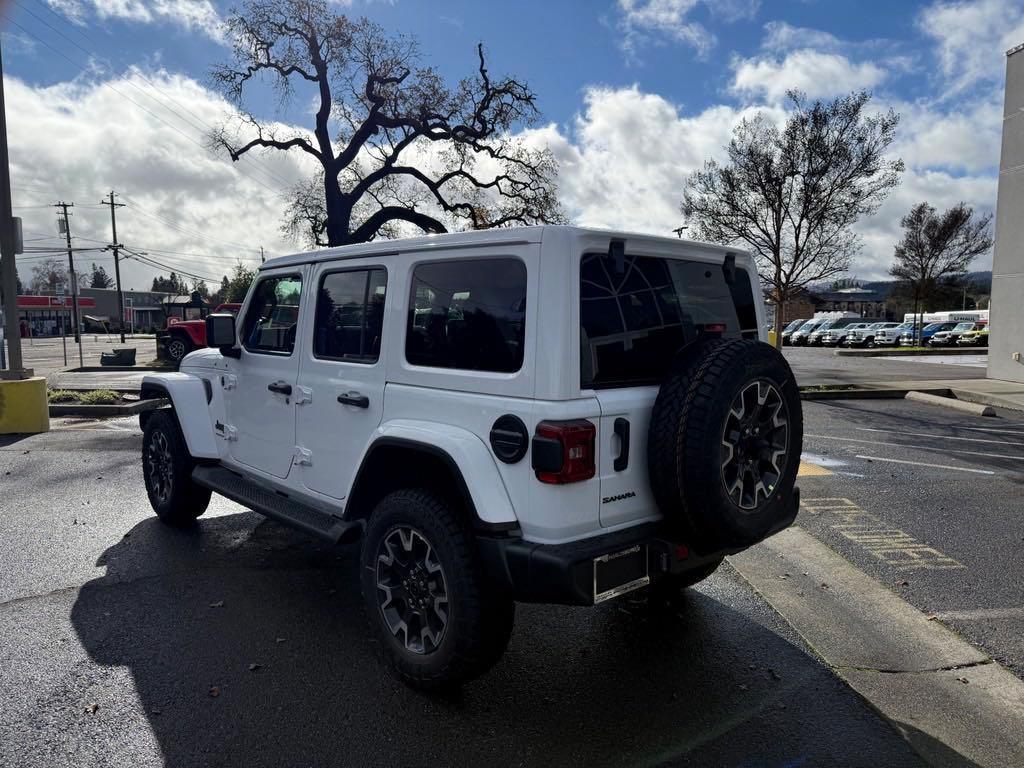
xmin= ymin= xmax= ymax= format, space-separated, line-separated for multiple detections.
xmin=2 ymin=0 xmax=1021 ymax=288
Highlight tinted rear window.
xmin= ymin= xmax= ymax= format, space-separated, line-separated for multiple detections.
xmin=406 ymin=258 xmax=526 ymax=373
xmin=580 ymin=252 xmax=757 ymax=388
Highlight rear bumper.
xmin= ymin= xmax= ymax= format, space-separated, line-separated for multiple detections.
xmin=479 ymin=488 xmax=799 ymax=606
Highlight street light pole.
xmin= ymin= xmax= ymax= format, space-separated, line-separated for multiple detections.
xmin=0 ymin=39 xmax=29 ymax=379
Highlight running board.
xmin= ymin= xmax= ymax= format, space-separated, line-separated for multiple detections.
xmin=192 ymin=465 xmax=356 ymax=543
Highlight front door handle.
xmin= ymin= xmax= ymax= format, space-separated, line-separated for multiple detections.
xmin=268 ymin=381 xmax=292 ymax=396
xmin=337 ymin=392 xmax=369 ymax=408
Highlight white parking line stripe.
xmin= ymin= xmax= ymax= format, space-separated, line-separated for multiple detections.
xmin=805 ymin=433 xmax=1024 ymax=461
xmin=935 ymin=607 xmax=1024 ymax=621
xmin=854 ymin=455 xmax=995 ymax=475
xmin=855 ymin=427 xmax=1024 ymax=447
xmin=959 ymin=426 xmax=1024 ymax=435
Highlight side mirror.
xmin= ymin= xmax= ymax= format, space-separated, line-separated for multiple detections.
xmin=206 ymin=313 xmax=238 ymax=352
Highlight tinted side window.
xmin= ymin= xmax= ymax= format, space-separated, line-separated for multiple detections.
xmin=241 ymin=274 xmax=302 ymax=355
xmin=406 ymin=258 xmax=527 ymax=373
xmin=581 ymin=253 xmax=756 ymax=388
xmin=314 ymin=268 xmax=387 ymax=363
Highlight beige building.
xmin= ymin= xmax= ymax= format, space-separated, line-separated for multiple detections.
xmin=990 ymin=43 xmax=1024 ymax=383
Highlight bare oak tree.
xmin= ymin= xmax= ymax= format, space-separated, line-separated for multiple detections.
xmin=889 ymin=201 xmax=993 ymax=344
xmin=682 ymin=91 xmax=903 ymax=346
xmin=210 ymin=0 xmax=564 ymax=247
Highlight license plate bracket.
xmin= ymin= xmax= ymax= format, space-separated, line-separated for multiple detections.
xmin=593 ymin=544 xmax=649 ymax=603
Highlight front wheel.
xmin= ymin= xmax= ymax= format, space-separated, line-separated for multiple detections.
xmin=360 ymin=489 xmax=514 ymax=691
xmin=166 ymin=335 xmax=192 ymax=363
xmin=142 ymin=410 xmax=211 ymax=525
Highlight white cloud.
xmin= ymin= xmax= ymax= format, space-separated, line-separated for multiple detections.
xmin=731 ymin=49 xmax=887 ymax=101
xmin=520 ymin=84 xmax=997 ymax=279
xmin=8 ymin=72 xmax=311 ymax=290
xmin=46 ymin=0 xmax=224 ymax=41
xmin=919 ymin=0 xmax=1024 ymax=93
xmin=760 ymin=21 xmax=842 ymax=53
xmin=520 ymin=86 xmax=778 ymax=236
xmin=617 ymin=0 xmax=760 ymax=60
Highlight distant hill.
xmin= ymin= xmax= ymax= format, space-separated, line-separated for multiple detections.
xmin=810 ymin=271 xmax=992 ymax=298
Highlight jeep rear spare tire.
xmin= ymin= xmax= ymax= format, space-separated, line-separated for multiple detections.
xmin=648 ymin=339 xmax=802 ymax=551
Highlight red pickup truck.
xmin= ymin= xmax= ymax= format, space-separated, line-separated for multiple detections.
xmin=161 ymin=303 xmax=241 ymax=363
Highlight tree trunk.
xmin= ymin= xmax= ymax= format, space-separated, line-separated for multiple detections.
xmin=324 ymin=175 xmax=348 ymax=247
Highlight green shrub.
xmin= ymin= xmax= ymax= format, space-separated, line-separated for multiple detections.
xmin=77 ymin=389 xmax=120 ymax=405
xmin=47 ymin=389 xmax=80 ymax=403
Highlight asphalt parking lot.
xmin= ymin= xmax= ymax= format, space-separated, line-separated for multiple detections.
xmin=0 ymin=419 xmax=928 ymax=767
xmin=782 ymin=345 xmax=986 ymax=386
xmin=796 ymin=398 xmax=1024 ymax=678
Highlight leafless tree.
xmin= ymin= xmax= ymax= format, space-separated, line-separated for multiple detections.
xmin=29 ymin=257 xmax=68 ymax=294
xmin=889 ymin=201 xmax=993 ymax=344
xmin=210 ymin=0 xmax=564 ymax=247
xmin=682 ymin=91 xmax=903 ymax=346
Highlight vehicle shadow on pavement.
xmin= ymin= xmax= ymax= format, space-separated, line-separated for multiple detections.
xmin=70 ymin=513 xmax=932 ymax=768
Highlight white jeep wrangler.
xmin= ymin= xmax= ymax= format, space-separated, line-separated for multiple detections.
xmin=139 ymin=226 xmax=802 ymax=690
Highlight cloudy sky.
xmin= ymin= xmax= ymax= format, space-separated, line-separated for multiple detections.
xmin=2 ymin=0 xmax=1021 ymax=290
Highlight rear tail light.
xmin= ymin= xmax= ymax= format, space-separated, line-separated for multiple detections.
xmin=532 ymin=420 xmax=596 ymax=484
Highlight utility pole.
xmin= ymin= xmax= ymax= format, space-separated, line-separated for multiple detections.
xmin=102 ymin=191 xmax=126 ymax=342
xmin=56 ymin=201 xmax=84 ymax=368
xmin=0 ymin=39 xmax=29 ymax=379
xmin=260 ymin=246 xmax=265 ymax=264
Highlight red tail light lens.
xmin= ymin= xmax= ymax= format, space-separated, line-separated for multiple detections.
xmin=532 ymin=420 xmax=596 ymax=484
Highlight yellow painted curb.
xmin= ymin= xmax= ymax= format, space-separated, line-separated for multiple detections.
xmin=798 ymin=460 xmax=832 ymax=477
xmin=0 ymin=377 xmax=50 ymax=434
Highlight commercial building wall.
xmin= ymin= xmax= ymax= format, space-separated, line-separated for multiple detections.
xmin=989 ymin=45 xmax=1024 ymax=382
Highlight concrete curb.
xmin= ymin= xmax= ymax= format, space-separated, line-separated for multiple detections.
xmin=835 ymin=348 xmax=988 ymax=357
xmin=800 ymin=387 xmax=949 ymax=401
xmin=48 ymin=398 xmax=168 ymax=417
xmin=730 ymin=527 xmax=1024 ymax=767
xmin=905 ymin=391 xmax=996 ymax=416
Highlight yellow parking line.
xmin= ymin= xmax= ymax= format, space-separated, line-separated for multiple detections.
xmin=798 ymin=460 xmax=833 ymax=477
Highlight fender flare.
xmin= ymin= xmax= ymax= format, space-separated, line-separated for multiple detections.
xmin=348 ymin=420 xmax=519 ymax=530
xmin=140 ymin=373 xmax=219 ymax=459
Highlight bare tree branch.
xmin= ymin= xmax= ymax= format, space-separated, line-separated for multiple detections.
xmin=211 ymin=0 xmax=564 ymax=247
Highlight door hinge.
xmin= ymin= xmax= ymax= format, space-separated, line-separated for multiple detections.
xmin=294 ymin=386 xmax=313 ymax=405
xmin=215 ymin=422 xmax=238 ymax=441
xmin=221 ymin=374 xmax=237 ymax=390
xmin=293 ymin=446 xmax=313 ymax=466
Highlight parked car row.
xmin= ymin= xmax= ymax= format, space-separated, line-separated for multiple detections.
xmin=781 ymin=317 xmax=990 ymax=348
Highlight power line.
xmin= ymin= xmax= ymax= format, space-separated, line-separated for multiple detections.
xmin=0 ymin=14 xmax=285 ymax=196
xmin=18 ymin=0 xmax=297 ymax=191
xmin=118 ymin=193 xmax=263 ymax=253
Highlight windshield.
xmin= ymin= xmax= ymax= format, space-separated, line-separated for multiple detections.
xmin=797 ymin=320 xmax=820 ymax=331
xmin=953 ymin=322 xmax=974 ymax=332
xmin=784 ymin=319 xmax=805 ymax=332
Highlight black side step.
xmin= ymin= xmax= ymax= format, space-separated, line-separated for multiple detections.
xmin=192 ymin=465 xmax=356 ymax=543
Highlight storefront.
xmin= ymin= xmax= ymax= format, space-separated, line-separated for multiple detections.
xmin=16 ymin=295 xmax=96 ymax=337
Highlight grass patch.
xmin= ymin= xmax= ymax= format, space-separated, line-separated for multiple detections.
xmin=47 ymin=389 xmax=80 ymax=403
xmin=77 ymin=389 xmax=120 ymax=405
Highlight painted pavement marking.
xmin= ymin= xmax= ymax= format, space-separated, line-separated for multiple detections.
xmin=854 ymin=455 xmax=995 ymax=475
xmin=801 ymin=496 xmax=965 ymax=572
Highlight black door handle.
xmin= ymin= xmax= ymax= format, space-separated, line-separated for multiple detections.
xmin=613 ymin=417 xmax=630 ymax=471
xmin=268 ymin=381 xmax=292 ymax=396
xmin=337 ymin=392 xmax=369 ymax=408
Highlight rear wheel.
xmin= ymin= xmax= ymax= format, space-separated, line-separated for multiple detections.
xmin=360 ymin=489 xmax=514 ymax=691
xmin=142 ymin=410 xmax=210 ymax=525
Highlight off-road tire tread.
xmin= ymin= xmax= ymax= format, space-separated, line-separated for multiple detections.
xmin=361 ymin=489 xmax=514 ymax=691
xmin=647 ymin=337 xmax=727 ymax=537
xmin=143 ymin=410 xmax=211 ymax=526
